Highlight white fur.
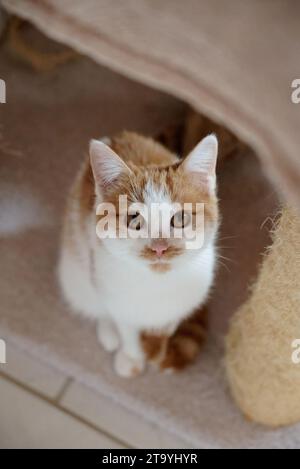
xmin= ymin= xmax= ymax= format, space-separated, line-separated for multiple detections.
xmin=59 ymin=138 xmax=218 ymax=378
xmin=90 ymin=140 xmax=131 ymax=188
xmin=184 ymin=134 xmax=218 ymax=192
xmin=59 ymin=216 xmax=216 ymax=377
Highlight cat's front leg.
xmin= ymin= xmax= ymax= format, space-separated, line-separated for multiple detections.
xmin=114 ymin=323 xmax=145 ymax=378
xmin=97 ymin=317 xmax=120 ymax=352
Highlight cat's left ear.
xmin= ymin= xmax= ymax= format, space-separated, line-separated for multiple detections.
xmin=181 ymin=134 xmax=218 ymax=192
xmin=89 ymin=139 xmax=132 ymax=191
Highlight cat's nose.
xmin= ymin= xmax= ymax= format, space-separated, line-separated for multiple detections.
xmin=151 ymin=240 xmax=168 ymax=257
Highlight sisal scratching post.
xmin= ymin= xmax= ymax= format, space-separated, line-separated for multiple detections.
xmin=226 ymin=206 xmax=300 ymax=427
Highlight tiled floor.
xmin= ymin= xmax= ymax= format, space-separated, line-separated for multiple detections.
xmin=0 ymin=341 xmax=189 ymax=449
xmin=0 ymin=343 xmax=126 ymax=448
xmin=0 ymin=376 xmax=124 ymax=449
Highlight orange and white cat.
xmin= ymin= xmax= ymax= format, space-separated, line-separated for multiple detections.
xmin=58 ymin=132 xmax=219 ymax=377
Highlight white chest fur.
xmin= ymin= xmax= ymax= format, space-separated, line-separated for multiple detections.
xmin=94 ymin=244 xmax=215 ymax=331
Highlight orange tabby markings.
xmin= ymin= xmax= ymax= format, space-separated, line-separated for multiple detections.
xmin=142 ymin=308 xmax=207 ymax=371
xmin=59 ymin=131 xmax=218 ymax=377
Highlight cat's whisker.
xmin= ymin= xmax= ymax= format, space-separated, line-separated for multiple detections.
xmin=218 ymin=235 xmax=238 ymax=241
xmin=217 ymin=259 xmax=231 ymax=273
xmin=217 ymin=253 xmax=236 ymax=265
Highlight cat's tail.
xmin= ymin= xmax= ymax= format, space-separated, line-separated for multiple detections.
xmin=142 ymin=307 xmax=207 ymax=372
xmin=160 ymin=308 xmax=208 ymax=371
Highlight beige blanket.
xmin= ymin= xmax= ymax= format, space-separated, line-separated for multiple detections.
xmin=3 ymin=0 xmax=300 ymax=207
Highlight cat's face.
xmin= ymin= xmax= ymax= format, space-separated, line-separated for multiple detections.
xmin=90 ymin=135 xmax=219 ymax=273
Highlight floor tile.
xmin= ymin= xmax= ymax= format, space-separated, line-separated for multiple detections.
xmin=0 ymin=341 xmax=67 ymax=399
xmin=61 ymin=380 xmax=191 ymax=448
xmin=0 ymin=376 xmax=124 ymax=448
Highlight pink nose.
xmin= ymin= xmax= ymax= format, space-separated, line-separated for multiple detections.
xmin=151 ymin=241 xmax=168 ymax=257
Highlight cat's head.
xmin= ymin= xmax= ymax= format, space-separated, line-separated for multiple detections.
xmin=90 ymin=134 xmax=219 ymax=273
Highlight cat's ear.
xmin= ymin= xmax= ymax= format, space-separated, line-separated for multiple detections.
xmin=89 ymin=139 xmax=132 ymax=189
xmin=181 ymin=134 xmax=218 ymax=191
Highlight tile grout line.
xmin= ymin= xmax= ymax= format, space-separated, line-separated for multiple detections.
xmin=54 ymin=376 xmax=73 ymax=404
xmin=0 ymin=370 xmax=132 ymax=449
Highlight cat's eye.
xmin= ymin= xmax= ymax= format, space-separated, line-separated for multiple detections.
xmin=127 ymin=212 xmax=144 ymax=231
xmin=170 ymin=211 xmax=191 ymax=229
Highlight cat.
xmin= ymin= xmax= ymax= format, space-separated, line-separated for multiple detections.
xmin=58 ymin=131 xmax=219 ymax=377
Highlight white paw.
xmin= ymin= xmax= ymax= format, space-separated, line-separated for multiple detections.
xmin=97 ymin=320 xmax=120 ymax=352
xmin=114 ymin=350 xmax=145 ymax=378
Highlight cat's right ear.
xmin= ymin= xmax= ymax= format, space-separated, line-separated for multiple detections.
xmin=89 ymin=139 xmax=132 ymax=190
xmin=180 ymin=134 xmax=218 ymax=193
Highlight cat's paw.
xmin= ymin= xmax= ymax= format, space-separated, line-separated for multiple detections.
xmin=114 ymin=350 xmax=145 ymax=378
xmin=97 ymin=319 xmax=120 ymax=352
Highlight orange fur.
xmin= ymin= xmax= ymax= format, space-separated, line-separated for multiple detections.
xmin=142 ymin=307 xmax=207 ymax=371
xmin=96 ymin=131 xmax=218 ymax=229
xmin=76 ymin=131 xmax=218 ymax=224
xmin=67 ymin=131 xmax=217 ymax=373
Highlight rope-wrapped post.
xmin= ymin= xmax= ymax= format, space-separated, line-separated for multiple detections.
xmin=226 ymin=206 xmax=300 ymax=426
